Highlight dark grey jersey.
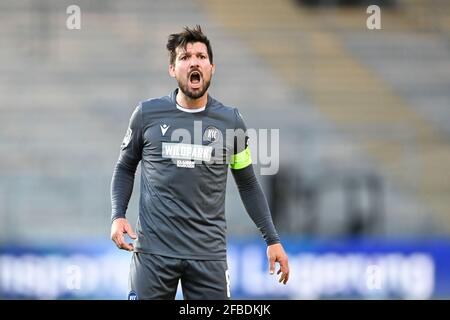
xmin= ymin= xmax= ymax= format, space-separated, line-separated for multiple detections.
xmin=111 ymin=89 xmax=279 ymax=260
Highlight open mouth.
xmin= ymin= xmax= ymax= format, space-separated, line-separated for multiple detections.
xmin=189 ymin=71 xmax=202 ymax=85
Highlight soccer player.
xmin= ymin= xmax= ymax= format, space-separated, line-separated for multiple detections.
xmin=110 ymin=25 xmax=289 ymax=300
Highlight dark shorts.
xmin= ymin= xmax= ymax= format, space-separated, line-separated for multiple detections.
xmin=128 ymin=252 xmax=230 ymax=300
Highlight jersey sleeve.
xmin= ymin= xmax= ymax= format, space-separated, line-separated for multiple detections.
xmin=230 ymin=108 xmax=280 ymax=245
xmin=119 ymin=104 xmax=144 ymax=163
xmin=110 ymin=104 xmax=143 ymax=222
xmin=230 ymin=108 xmax=252 ymax=170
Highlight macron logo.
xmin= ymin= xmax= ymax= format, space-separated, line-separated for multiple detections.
xmin=160 ymin=124 xmax=170 ymax=136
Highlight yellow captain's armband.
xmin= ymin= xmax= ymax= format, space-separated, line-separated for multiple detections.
xmin=230 ymin=147 xmax=252 ymax=170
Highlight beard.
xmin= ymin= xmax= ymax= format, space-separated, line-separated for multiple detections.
xmin=177 ymin=76 xmax=211 ymax=99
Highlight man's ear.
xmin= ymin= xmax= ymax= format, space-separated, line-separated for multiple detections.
xmin=211 ymin=64 xmax=216 ymax=75
xmin=169 ymin=64 xmax=176 ymax=78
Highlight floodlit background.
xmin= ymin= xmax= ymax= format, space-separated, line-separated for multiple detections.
xmin=1 ymin=0 xmax=450 ymax=299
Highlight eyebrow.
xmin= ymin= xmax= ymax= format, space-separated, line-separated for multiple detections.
xmin=178 ymin=51 xmax=207 ymax=57
xmin=178 ymin=50 xmax=208 ymax=56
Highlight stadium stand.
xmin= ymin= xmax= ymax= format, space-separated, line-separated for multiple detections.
xmin=1 ymin=0 xmax=450 ymax=244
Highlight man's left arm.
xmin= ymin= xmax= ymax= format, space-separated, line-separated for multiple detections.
xmin=231 ymin=164 xmax=290 ymax=285
xmin=230 ymin=108 xmax=289 ymax=284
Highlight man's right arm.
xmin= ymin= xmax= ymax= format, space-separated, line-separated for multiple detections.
xmin=110 ymin=104 xmax=143 ymax=222
xmin=110 ymin=105 xmax=143 ymax=251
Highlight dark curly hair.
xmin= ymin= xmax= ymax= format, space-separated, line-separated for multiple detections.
xmin=166 ymin=25 xmax=213 ymax=65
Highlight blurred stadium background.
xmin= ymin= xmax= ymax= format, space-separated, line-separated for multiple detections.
xmin=1 ymin=0 xmax=450 ymax=299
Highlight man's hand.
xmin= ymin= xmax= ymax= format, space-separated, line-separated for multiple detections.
xmin=267 ymin=243 xmax=290 ymax=285
xmin=110 ymin=218 xmax=137 ymax=251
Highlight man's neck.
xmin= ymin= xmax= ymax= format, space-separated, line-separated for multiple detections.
xmin=176 ymin=89 xmax=208 ymax=109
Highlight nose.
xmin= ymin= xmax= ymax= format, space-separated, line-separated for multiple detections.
xmin=189 ymin=56 xmax=200 ymax=68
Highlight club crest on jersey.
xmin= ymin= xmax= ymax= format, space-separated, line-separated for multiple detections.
xmin=127 ymin=291 xmax=138 ymax=300
xmin=121 ymin=128 xmax=132 ymax=150
xmin=203 ymin=126 xmax=220 ymax=143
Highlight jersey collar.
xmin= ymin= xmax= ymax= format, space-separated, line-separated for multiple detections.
xmin=170 ymin=88 xmax=212 ymax=111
